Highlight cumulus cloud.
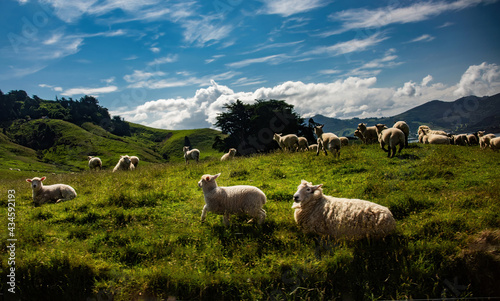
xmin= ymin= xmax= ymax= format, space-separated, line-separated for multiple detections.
xmin=453 ymin=62 xmax=500 ymax=97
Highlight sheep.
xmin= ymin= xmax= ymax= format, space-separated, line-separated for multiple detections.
xmin=490 ymin=137 xmax=500 ymax=151
xmin=26 ymin=176 xmax=77 ymax=207
xmin=357 ymin=123 xmax=379 ymax=144
xmin=130 ymin=155 xmax=139 ymax=168
xmin=308 ymin=144 xmax=318 ymax=152
xmin=198 ymin=173 xmax=267 ymax=226
xmin=88 ymin=156 xmax=102 ymax=170
xmin=292 ymin=180 xmax=396 ymax=240
xmin=418 ymin=125 xmax=447 ymax=138
xmin=221 ymin=148 xmax=237 ymax=161
xmin=183 ymin=146 xmax=200 ymax=164
xmin=467 ymin=133 xmax=479 ymax=146
xmin=314 ymin=125 xmax=341 ymax=157
xmin=354 ymin=129 xmax=365 ymax=143
xmin=393 ymin=121 xmax=410 ymax=147
xmin=297 ymin=137 xmax=309 ymax=151
xmin=478 ymin=131 xmax=496 ymax=149
xmin=339 ymin=137 xmax=349 ymax=147
xmin=273 ymin=133 xmax=299 ymax=152
xmin=422 ymin=133 xmax=451 ymax=145
xmin=113 ymin=155 xmax=135 ymax=172
xmin=375 ymin=124 xmax=405 ymax=158
xmin=451 ymin=134 xmax=469 ymax=146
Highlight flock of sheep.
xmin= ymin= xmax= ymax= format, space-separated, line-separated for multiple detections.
xmin=24 ymin=121 xmax=497 ymax=241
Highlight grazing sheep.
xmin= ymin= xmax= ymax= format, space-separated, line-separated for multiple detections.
xmin=375 ymin=124 xmax=405 ymax=158
xmin=451 ymin=134 xmax=469 ymax=146
xmin=113 ymin=155 xmax=135 ymax=172
xmin=308 ymin=144 xmax=318 ymax=152
xmin=298 ymin=137 xmax=310 ymax=151
xmin=422 ymin=134 xmax=451 ymax=145
xmin=88 ymin=156 xmax=102 ymax=170
xmin=357 ymin=123 xmax=379 ymax=144
xmin=130 ymin=155 xmax=139 ymax=168
xmin=292 ymin=180 xmax=396 ymax=240
xmin=354 ymin=129 xmax=365 ymax=143
xmin=393 ymin=121 xmax=410 ymax=147
xmin=490 ymin=137 xmax=500 ymax=151
xmin=183 ymin=146 xmax=200 ymax=164
xmin=478 ymin=131 xmax=496 ymax=149
xmin=314 ymin=125 xmax=341 ymax=157
xmin=340 ymin=137 xmax=349 ymax=147
xmin=467 ymin=133 xmax=479 ymax=146
xmin=273 ymin=133 xmax=299 ymax=152
xmin=221 ymin=148 xmax=237 ymax=161
xmin=26 ymin=176 xmax=77 ymax=206
xmin=198 ymin=173 xmax=267 ymax=226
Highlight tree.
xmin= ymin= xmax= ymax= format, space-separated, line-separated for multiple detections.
xmin=214 ymin=99 xmax=307 ymax=155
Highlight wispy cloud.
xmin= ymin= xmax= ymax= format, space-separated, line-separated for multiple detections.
xmin=227 ymin=54 xmax=289 ymax=68
xmin=147 ymin=54 xmax=179 ymax=66
xmin=61 ymin=85 xmax=118 ymax=96
xmin=305 ymin=32 xmax=388 ymax=56
xmin=407 ymin=34 xmax=435 ymax=43
xmin=259 ymin=0 xmax=329 ymax=17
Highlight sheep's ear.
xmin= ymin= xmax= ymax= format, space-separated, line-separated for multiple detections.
xmin=41 ymin=176 xmax=46 ymax=181
xmin=26 ymin=179 xmax=32 ymax=183
xmin=312 ymin=184 xmax=323 ymax=191
xmin=213 ymin=173 xmax=221 ymax=180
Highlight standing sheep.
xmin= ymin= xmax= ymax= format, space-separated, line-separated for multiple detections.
xmin=478 ymin=131 xmax=496 ymax=150
xmin=393 ymin=121 xmax=410 ymax=147
xmin=314 ymin=125 xmax=341 ymax=157
xmin=297 ymin=137 xmax=310 ymax=151
xmin=183 ymin=146 xmax=200 ymax=164
xmin=130 ymin=155 xmax=140 ymax=168
xmin=292 ymin=180 xmax=396 ymax=240
xmin=354 ymin=129 xmax=365 ymax=143
xmin=26 ymin=176 xmax=77 ymax=206
xmin=357 ymin=123 xmax=379 ymax=144
xmin=273 ymin=133 xmax=299 ymax=152
xmin=88 ymin=156 xmax=102 ymax=170
xmin=198 ymin=173 xmax=267 ymax=226
xmin=339 ymin=137 xmax=349 ymax=147
xmin=489 ymin=137 xmax=500 ymax=151
xmin=113 ymin=155 xmax=135 ymax=172
xmin=467 ymin=133 xmax=479 ymax=146
xmin=375 ymin=124 xmax=405 ymax=158
xmin=221 ymin=148 xmax=237 ymax=161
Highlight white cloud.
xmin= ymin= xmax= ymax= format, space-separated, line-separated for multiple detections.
xmin=227 ymin=54 xmax=289 ymax=68
xmin=259 ymin=0 xmax=329 ymax=17
xmin=421 ymin=75 xmax=433 ymax=86
xmin=407 ymin=34 xmax=435 ymax=43
xmin=181 ymin=17 xmax=233 ymax=47
xmin=305 ymin=32 xmax=388 ymax=56
xmin=454 ymin=62 xmax=500 ymax=96
xmin=123 ymin=70 xmax=167 ymax=83
xmin=61 ymin=85 xmax=118 ymax=96
xmin=147 ymin=54 xmax=178 ymax=66
xmin=396 ymin=81 xmax=418 ymax=97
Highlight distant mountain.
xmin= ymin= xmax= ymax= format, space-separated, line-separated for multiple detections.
xmin=311 ymin=93 xmax=500 ymax=137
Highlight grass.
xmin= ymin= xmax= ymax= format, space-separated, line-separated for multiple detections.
xmin=1 ymin=143 xmax=499 ymax=300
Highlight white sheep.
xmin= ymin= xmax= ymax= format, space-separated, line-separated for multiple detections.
xmin=273 ymin=133 xmax=299 ymax=152
xmin=198 ymin=173 xmax=267 ymax=226
xmin=221 ymin=148 xmax=237 ymax=161
xmin=418 ymin=125 xmax=447 ymax=139
xmin=393 ymin=121 xmax=410 ymax=147
xmin=451 ymin=134 xmax=469 ymax=146
xmin=357 ymin=123 xmax=379 ymax=144
xmin=183 ymin=146 xmax=200 ymax=164
xmin=113 ymin=155 xmax=135 ymax=172
xmin=314 ymin=125 xmax=341 ymax=157
xmin=422 ymin=133 xmax=451 ymax=145
xmin=467 ymin=133 xmax=479 ymax=146
xmin=339 ymin=137 xmax=349 ymax=147
xmin=87 ymin=156 xmax=102 ymax=170
xmin=26 ymin=176 xmax=77 ymax=206
xmin=292 ymin=180 xmax=396 ymax=240
xmin=297 ymin=137 xmax=309 ymax=151
xmin=308 ymin=144 xmax=318 ymax=152
xmin=478 ymin=131 xmax=496 ymax=150
xmin=490 ymin=137 xmax=500 ymax=151
xmin=354 ymin=129 xmax=365 ymax=143
xmin=375 ymin=124 xmax=405 ymax=158
xmin=129 ymin=155 xmax=139 ymax=168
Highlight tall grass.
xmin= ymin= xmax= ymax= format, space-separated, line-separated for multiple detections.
xmin=1 ymin=144 xmax=499 ymax=300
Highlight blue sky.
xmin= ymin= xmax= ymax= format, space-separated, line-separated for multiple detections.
xmin=1 ymin=0 xmax=500 ymax=130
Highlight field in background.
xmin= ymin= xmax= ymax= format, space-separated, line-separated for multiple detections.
xmin=1 ymin=143 xmax=499 ymax=300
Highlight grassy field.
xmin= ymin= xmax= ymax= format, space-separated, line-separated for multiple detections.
xmin=1 ymin=143 xmax=499 ymax=300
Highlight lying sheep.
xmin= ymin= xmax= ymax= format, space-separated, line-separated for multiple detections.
xmin=478 ymin=131 xmax=496 ymax=150
xmin=314 ymin=125 xmax=341 ymax=157
xmin=375 ymin=124 xmax=405 ymax=158
xmin=273 ymin=133 xmax=299 ymax=152
xmin=418 ymin=125 xmax=447 ymax=139
xmin=130 ymin=155 xmax=139 ymax=168
xmin=88 ymin=156 xmax=102 ymax=170
xmin=292 ymin=180 xmax=396 ymax=240
xmin=198 ymin=173 xmax=267 ymax=226
xmin=298 ymin=137 xmax=309 ymax=151
xmin=183 ymin=146 xmax=200 ymax=164
xmin=357 ymin=123 xmax=378 ymax=144
xmin=490 ymin=137 xmax=500 ymax=151
xmin=113 ymin=155 xmax=135 ymax=172
xmin=221 ymin=148 xmax=237 ymax=161
xmin=393 ymin=121 xmax=410 ymax=147
xmin=340 ymin=137 xmax=349 ymax=147
xmin=26 ymin=176 xmax=77 ymax=206
xmin=422 ymin=133 xmax=451 ymax=145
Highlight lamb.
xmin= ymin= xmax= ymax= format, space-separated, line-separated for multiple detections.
xmin=297 ymin=137 xmax=309 ymax=151
xmin=183 ymin=146 xmax=200 ymax=163
xmin=357 ymin=123 xmax=378 ymax=144
xmin=113 ymin=155 xmax=135 ymax=172
xmin=198 ymin=173 xmax=267 ymax=226
xmin=292 ymin=180 xmax=396 ymax=240
xmin=375 ymin=124 xmax=405 ymax=158
xmin=273 ymin=133 xmax=299 ymax=152
xmin=129 ymin=155 xmax=139 ymax=168
xmin=308 ymin=144 xmax=318 ymax=152
xmin=26 ymin=176 xmax=77 ymax=207
xmin=339 ymin=137 xmax=349 ymax=147
xmin=478 ymin=131 xmax=496 ymax=149
xmin=393 ymin=121 xmax=410 ymax=147
xmin=88 ymin=156 xmax=102 ymax=170
xmin=221 ymin=148 xmax=237 ymax=161
xmin=314 ymin=125 xmax=341 ymax=157
xmin=490 ymin=137 xmax=500 ymax=151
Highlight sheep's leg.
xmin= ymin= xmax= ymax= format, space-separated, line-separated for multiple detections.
xmin=258 ymin=209 xmax=266 ymax=224
xmin=316 ymin=139 xmax=322 ymax=156
xmin=200 ymin=205 xmax=208 ymax=222
xmin=223 ymin=214 xmax=230 ymax=226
